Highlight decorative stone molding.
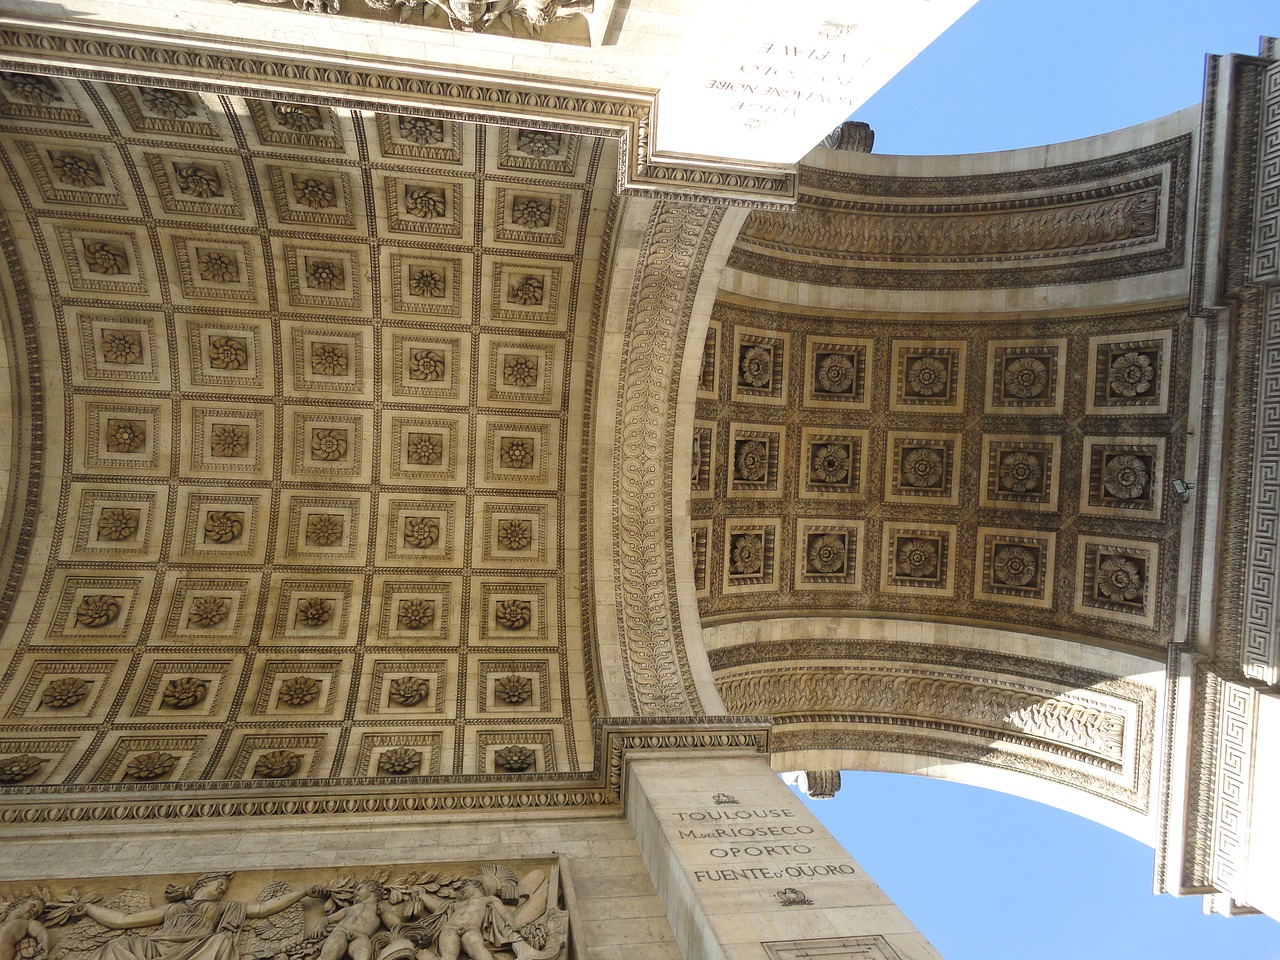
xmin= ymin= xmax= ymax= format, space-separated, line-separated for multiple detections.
xmin=609 ymin=202 xmax=725 ymax=716
xmin=0 ymin=22 xmax=796 ymax=206
xmin=730 ymin=136 xmax=1191 ymax=288
xmin=710 ymin=640 xmax=1153 ymax=812
xmin=0 ymin=719 xmax=769 ymax=829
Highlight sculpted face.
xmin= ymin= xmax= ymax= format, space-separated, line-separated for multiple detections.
xmin=448 ymin=0 xmax=486 ymax=23
xmin=354 ymin=881 xmax=379 ymax=901
xmin=194 ymin=878 xmax=230 ymax=901
xmin=13 ymin=899 xmax=42 ymax=920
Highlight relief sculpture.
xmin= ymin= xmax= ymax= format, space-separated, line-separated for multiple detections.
xmin=0 ymin=865 xmax=567 ymax=960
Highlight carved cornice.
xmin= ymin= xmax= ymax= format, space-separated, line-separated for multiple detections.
xmin=611 ymin=202 xmax=723 ymax=716
xmin=0 ymin=19 xmax=796 ymax=206
xmin=729 ymin=136 xmax=1192 ymax=289
xmin=0 ymin=718 xmax=769 ymax=829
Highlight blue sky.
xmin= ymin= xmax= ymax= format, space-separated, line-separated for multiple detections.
xmin=803 ymin=2 xmax=1280 ymax=957
xmin=853 ymin=0 xmax=1278 ymax=156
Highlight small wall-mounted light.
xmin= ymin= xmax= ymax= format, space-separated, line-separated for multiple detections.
xmin=1172 ymin=478 xmax=1194 ymax=502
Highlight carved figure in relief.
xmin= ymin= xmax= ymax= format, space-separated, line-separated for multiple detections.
xmin=314 ymin=883 xmax=398 ymax=960
xmin=420 ymin=0 xmax=590 ymax=33
xmin=14 ymin=866 xmax=568 ymax=960
xmin=76 ymin=873 xmax=320 ymax=960
xmin=431 ymin=876 xmax=514 ymax=960
xmin=0 ymin=897 xmax=49 ymax=960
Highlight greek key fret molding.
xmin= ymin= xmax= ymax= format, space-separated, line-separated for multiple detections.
xmin=1251 ymin=60 xmax=1280 ymax=281
xmin=0 ymin=21 xmax=796 ymax=206
xmin=1242 ymin=287 xmax=1280 ymax=684
xmin=611 ymin=202 xmax=724 ymax=716
xmin=1240 ymin=58 xmax=1280 ymax=683
xmin=0 ymin=719 xmax=768 ymax=828
xmin=1211 ymin=680 xmax=1255 ymax=891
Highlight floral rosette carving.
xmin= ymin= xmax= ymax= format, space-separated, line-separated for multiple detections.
xmin=403 ymin=516 xmax=440 ymax=549
xmin=388 ymin=676 xmax=431 ymax=706
xmin=516 ymin=129 xmax=561 ymax=157
xmin=305 ymin=260 xmax=343 ymax=291
xmin=378 ymin=747 xmax=422 ymax=775
xmin=125 ymin=751 xmax=177 ymax=781
xmin=140 ymin=87 xmax=196 ymax=119
xmin=738 ymin=345 xmax=772 ymax=388
xmin=75 ymin=594 xmax=121 ymax=628
xmin=397 ymin=600 xmax=436 ymax=631
xmin=408 ymin=348 xmax=446 ymax=381
xmin=1102 ymin=454 xmax=1149 ymax=500
xmin=901 ymin=448 xmax=944 ymax=488
xmin=494 ymin=674 xmax=533 ymax=704
xmin=278 ymin=676 xmax=322 ymax=707
xmin=294 ymin=176 xmax=336 ymax=209
xmin=409 ymin=268 xmax=446 ymax=299
xmin=97 ymin=507 xmax=139 ymax=542
xmin=807 ymin=534 xmax=846 ymax=574
xmin=197 ymin=250 xmax=238 ymax=284
xmin=306 ymin=514 xmax=345 ymax=547
xmin=494 ymin=745 xmax=535 ymax=772
xmin=503 ymin=354 xmax=539 ymax=386
xmin=175 ymin=164 xmax=221 ymax=198
xmin=1003 ymin=356 xmax=1048 ymax=399
xmin=730 ymin=534 xmax=764 ymax=576
xmin=399 ymin=116 xmax=444 ymax=145
xmin=273 ymin=102 xmax=324 ymax=133
xmin=494 ymin=599 xmax=532 ymax=631
xmin=188 ymin=595 xmax=230 ymax=628
xmin=511 ymin=276 xmax=543 ymax=306
xmin=311 ymin=343 xmax=348 ymax=376
xmin=999 ymin=451 xmax=1041 ymax=492
xmin=105 ymin=419 xmax=146 ymax=454
xmin=208 ymin=335 xmax=248 ymax=371
xmin=896 ymin=538 xmax=939 ymax=579
xmin=816 ymin=353 xmax=855 ymax=393
xmin=162 ymin=677 xmax=208 ymax=709
xmin=84 ymin=241 xmax=129 ymax=276
xmin=405 ymin=187 xmax=447 ymax=219
xmin=1108 ymin=351 xmax=1154 ymax=397
xmin=497 ymin=519 xmax=532 ymax=551
xmin=406 ymin=433 xmax=442 ymax=465
xmin=500 ymin=437 xmax=535 ymax=469
xmin=51 ymin=153 xmax=102 ymax=188
xmin=811 ymin=444 xmax=851 ymax=484
xmin=993 ymin=545 xmax=1038 ymax=587
xmin=0 ymin=754 xmax=45 ymax=783
xmin=41 ymin=677 xmax=89 ymax=709
xmin=512 ymin=197 xmax=552 ymax=228
xmin=100 ymin=329 xmax=142 ymax=365
xmin=734 ymin=440 xmax=769 ymax=482
xmin=210 ymin=423 xmax=249 ymax=458
xmin=906 ymin=356 xmax=948 ymax=396
xmin=1097 ymin=556 xmax=1143 ymax=602
xmin=253 ymin=750 xmax=302 ymax=779
xmin=2 ymin=73 xmax=59 ymax=105
xmin=296 ymin=597 xmax=335 ymax=627
xmin=203 ymin=511 xmax=244 ymax=543
xmin=311 ymin=428 xmax=348 ymax=462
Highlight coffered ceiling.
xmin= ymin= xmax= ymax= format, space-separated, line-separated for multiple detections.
xmin=0 ymin=74 xmax=614 ymax=785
